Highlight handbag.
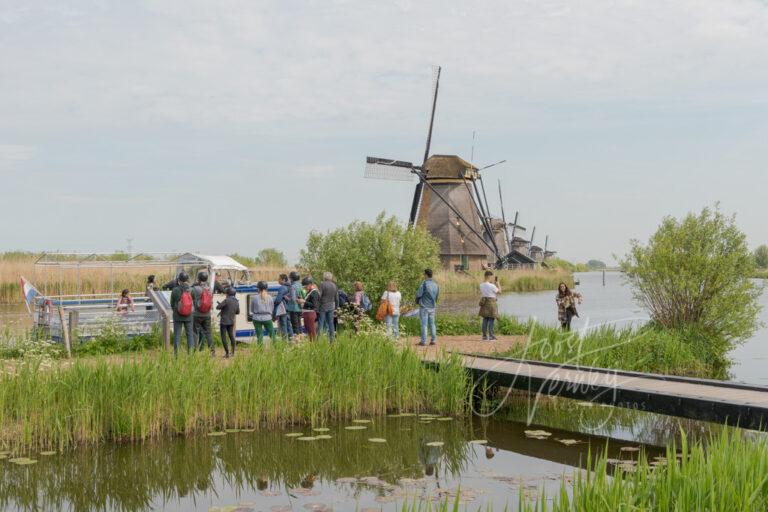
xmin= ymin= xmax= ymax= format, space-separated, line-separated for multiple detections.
xmin=376 ymin=292 xmax=395 ymax=321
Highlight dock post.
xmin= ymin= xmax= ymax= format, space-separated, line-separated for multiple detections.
xmin=68 ymin=310 xmax=79 ymax=345
xmin=57 ymin=305 xmax=72 ymax=358
xmin=602 ymin=269 xmax=606 ymax=286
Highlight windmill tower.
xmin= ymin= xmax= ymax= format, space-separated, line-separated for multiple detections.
xmin=364 ymin=67 xmax=503 ymax=270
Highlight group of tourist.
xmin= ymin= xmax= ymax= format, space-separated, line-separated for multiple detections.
xmin=155 ymin=267 xmax=582 ymax=355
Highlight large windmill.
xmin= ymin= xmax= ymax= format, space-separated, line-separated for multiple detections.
xmin=364 ymin=67 xmax=507 ymax=270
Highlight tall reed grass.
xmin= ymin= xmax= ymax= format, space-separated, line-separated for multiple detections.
xmin=526 ymin=429 xmax=768 ymax=511
xmin=0 ymin=335 xmax=470 ymax=450
xmin=435 ymin=268 xmax=573 ymax=295
xmin=0 ymin=257 xmax=288 ymax=303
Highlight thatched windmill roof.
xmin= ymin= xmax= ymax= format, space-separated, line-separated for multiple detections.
xmin=423 ymin=155 xmax=479 ymax=180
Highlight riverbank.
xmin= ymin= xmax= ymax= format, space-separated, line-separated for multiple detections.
xmin=400 ymin=314 xmax=729 ymax=378
xmin=435 ymin=268 xmax=573 ymax=295
xmin=0 ymin=336 xmax=469 ymax=450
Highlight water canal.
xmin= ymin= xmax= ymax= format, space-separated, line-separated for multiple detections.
xmin=442 ymin=271 xmax=768 ymax=385
xmin=0 ymin=272 xmax=765 ymax=511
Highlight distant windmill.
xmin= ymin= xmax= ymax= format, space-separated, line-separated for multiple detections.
xmin=364 ymin=66 xmax=505 ymax=270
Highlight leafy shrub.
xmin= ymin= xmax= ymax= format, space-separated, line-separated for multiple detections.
xmin=72 ymin=322 xmax=162 ymax=356
xmin=300 ymin=213 xmax=440 ymax=299
xmin=621 ymin=205 xmax=762 ymax=346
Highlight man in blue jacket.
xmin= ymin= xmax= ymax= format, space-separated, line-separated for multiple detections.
xmin=273 ymin=274 xmax=294 ymax=340
xmin=416 ymin=268 xmax=439 ymax=346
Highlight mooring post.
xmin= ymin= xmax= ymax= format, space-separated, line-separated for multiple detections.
xmin=68 ymin=309 xmax=79 ymax=345
xmin=602 ymin=269 xmax=606 ymax=286
xmin=57 ymin=305 xmax=72 ymax=358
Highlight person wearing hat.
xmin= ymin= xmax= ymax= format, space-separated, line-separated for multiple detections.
xmin=216 ymin=287 xmax=240 ymax=357
xmin=250 ymin=281 xmax=276 ymax=344
xmin=170 ymin=271 xmax=194 ymax=354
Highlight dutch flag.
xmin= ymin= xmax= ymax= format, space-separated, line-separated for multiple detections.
xmin=19 ymin=276 xmax=39 ymax=314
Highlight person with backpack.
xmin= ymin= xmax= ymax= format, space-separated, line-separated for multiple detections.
xmin=416 ymin=268 xmax=439 ymax=346
xmin=273 ymin=274 xmax=294 ymax=340
xmin=170 ymin=271 xmax=195 ymax=355
xmin=287 ymin=271 xmax=304 ymax=338
xmin=299 ymin=277 xmax=320 ymax=341
xmin=251 ymin=281 xmax=276 ymax=344
xmin=318 ymin=272 xmax=339 ymax=341
xmin=216 ymin=287 xmax=240 ymax=357
xmin=191 ymin=271 xmax=215 ymax=355
xmin=348 ymin=281 xmax=372 ymax=334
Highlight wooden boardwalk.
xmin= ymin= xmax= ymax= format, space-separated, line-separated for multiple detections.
xmin=429 ymin=352 xmax=768 ymax=430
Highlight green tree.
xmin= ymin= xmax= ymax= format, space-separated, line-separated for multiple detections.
xmin=753 ymin=245 xmax=768 ymax=269
xmin=255 ymin=248 xmax=288 ymax=268
xmin=587 ymin=259 xmax=606 ymax=270
xmin=299 ymin=213 xmax=440 ymax=300
xmin=621 ymin=205 xmax=761 ymax=346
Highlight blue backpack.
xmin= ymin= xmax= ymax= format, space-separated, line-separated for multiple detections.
xmin=361 ymin=293 xmax=372 ymax=312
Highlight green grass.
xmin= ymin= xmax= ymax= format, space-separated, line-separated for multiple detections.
xmin=525 ymin=429 xmax=768 ymax=512
xmin=0 ymin=335 xmax=470 ymax=450
xmin=402 ymin=314 xmax=729 ymax=378
xmin=752 ymin=269 xmax=768 ymax=279
xmin=435 ymin=268 xmax=574 ymax=295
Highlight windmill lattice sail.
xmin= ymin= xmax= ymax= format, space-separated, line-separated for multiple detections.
xmin=364 ymin=157 xmax=415 ymax=182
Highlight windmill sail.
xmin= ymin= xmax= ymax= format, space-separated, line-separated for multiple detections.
xmin=409 ymin=65 xmax=441 ymax=226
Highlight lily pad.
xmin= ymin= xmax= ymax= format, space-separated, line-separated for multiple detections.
xmin=469 ymin=440 xmax=488 ymax=445
xmin=313 ymin=427 xmax=330 ymax=432
xmin=297 ymin=436 xmax=317 ymax=441
xmin=524 ymin=430 xmax=552 ymax=438
xmin=436 ymin=417 xmax=453 ymax=421
xmin=207 ymin=431 xmax=226 ymax=437
xmin=425 ymin=441 xmax=444 ymax=447
xmin=285 ymin=432 xmax=304 ymax=437
xmin=9 ymin=457 xmax=37 ymax=465
xmin=399 ymin=413 xmax=417 ymax=417
xmin=225 ymin=429 xmax=241 ymax=433
xmin=315 ymin=435 xmax=332 ymax=440
xmin=556 ymin=439 xmax=582 ymax=446
xmin=240 ymin=428 xmax=256 ymax=433
xmin=368 ymin=438 xmax=387 ymax=443
xmin=352 ymin=419 xmax=372 ymax=424
xmin=344 ymin=426 xmax=368 ymax=430
xmin=620 ymin=446 xmax=641 ymax=452
xmin=39 ymin=451 xmax=57 ymax=456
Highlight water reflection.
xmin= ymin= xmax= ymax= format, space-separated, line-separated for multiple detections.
xmin=0 ymin=412 xmax=679 ymax=512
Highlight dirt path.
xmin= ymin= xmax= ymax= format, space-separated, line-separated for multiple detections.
xmin=398 ymin=334 xmax=526 ymax=358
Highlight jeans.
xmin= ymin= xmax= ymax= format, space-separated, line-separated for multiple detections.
xmin=317 ymin=310 xmax=336 ymax=341
xmin=562 ymin=309 xmax=576 ymax=331
xmin=419 ymin=307 xmax=436 ymax=344
xmin=482 ymin=317 xmax=496 ymax=339
xmin=194 ymin=316 xmax=214 ymax=353
xmin=289 ymin=311 xmax=302 ymax=335
xmin=385 ymin=314 xmax=400 ymax=339
xmin=276 ymin=314 xmax=293 ymax=339
xmin=173 ymin=319 xmax=195 ymax=355
xmin=220 ymin=324 xmax=236 ymax=355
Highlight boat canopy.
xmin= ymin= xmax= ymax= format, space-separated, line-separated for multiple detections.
xmin=176 ymin=253 xmax=247 ymax=272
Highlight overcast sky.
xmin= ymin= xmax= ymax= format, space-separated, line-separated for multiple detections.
xmin=1 ymin=0 xmax=767 ymax=264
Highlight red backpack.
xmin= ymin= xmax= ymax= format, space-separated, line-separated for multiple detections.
xmin=177 ymin=289 xmax=193 ymax=317
xmin=198 ymin=287 xmax=212 ymax=313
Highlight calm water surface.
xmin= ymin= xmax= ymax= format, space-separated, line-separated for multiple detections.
xmin=0 ymin=412 xmax=681 ymax=512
